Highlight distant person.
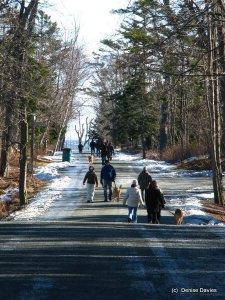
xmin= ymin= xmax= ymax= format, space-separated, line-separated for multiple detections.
xmin=145 ymin=180 xmax=165 ymax=224
xmin=95 ymin=139 xmax=101 ymax=157
xmin=123 ymin=179 xmax=144 ymax=223
xmin=108 ymin=142 xmax=115 ymax=160
xmin=78 ymin=143 xmax=83 ymax=153
xmin=100 ymin=141 xmax=110 ymax=165
xmin=100 ymin=160 xmax=116 ymax=202
xmin=90 ymin=139 xmax=96 ymax=156
xmin=83 ymin=166 xmax=98 ymax=203
xmin=137 ymin=166 xmax=152 ymax=201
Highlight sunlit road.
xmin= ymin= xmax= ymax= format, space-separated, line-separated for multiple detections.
xmin=0 ymin=152 xmax=225 ymax=300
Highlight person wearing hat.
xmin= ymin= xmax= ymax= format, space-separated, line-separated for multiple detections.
xmin=123 ymin=179 xmax=144 ymax=223
xmin=145 ymin=180 xmax=165 ymax=224
xmin=100 ymin=160 xmax=116 ymax=201
xmin=83 ymin=165 xmax=98 ymax=203
xmin=137 ymin=166 xmax=152 ymax=202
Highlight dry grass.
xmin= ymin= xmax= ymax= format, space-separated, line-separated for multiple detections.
xmin=0 ymin=153 xmax=49 ymax=219
xmin=201 ymin=202 xmax=225 ymax=222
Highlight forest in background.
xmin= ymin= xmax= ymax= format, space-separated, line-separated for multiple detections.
xmin=0 ymin=0 xmax=225 ymax=206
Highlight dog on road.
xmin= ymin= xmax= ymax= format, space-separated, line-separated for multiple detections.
xmin=88 ymin=155 xmax=94 ymax=165
xmin=113 ymin=184 xmax=122 ymax=202
xmin=174 ymin=208 xmax=184 ymax=225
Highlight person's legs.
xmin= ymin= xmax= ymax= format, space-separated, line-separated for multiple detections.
xmin=103 ymin=180 xmax=108 ymax=201
xmin=152 ymin=212 xmax=159 ymax=224
xmin=141 ymin=189 xmax=145 ymax=202
xmin=127 ymin=206 xmax=133 ymax=222
xmin=86 ymin=183 xmax=92 ymax=202
xmin=101 ymin=156 xmax=107 ymax=165
xmin=108 ymin=181 xmax=113 ymax=200
xmin=127 ymin=206 xmax=137 ymax=222
xmin=132 ymin=207 xmax=138 ymax=223
xmin=146 ymin=206 xmax=152 ymax=223
xmin=89 ymin=184 xmax=95 ymax=202
xmin=157 ymin=209 xmax=161 ymax=223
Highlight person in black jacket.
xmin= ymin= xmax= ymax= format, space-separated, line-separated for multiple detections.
xmin=145 ymin=180 xmax=165 ymax=224
xmin=137 ymin=167 xmax=152 ymax=202
xmin=83 ymin=166 xmax=98 ymax=203
xmin=90 ymin=139 xmax=96 ymax=156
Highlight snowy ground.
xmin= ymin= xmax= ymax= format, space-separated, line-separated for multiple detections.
xmin=1 ymin=148 xmax=225 ymax=226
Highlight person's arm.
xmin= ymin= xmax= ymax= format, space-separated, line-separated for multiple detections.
xmin=123 ymin=189 xmax=129 ymax=205
xmin=83 ymin=173 xmax=88 ymax=185
xmin=95 ymin=173 xmax=98 ymax=187
xmin=100 ymin=168 xmax=104 ymax=185
xmin=138 ymin=173 xmax=141 ymax=184
xmin=138 ymin=189 xmax=145 ymax=206
xmin=112 ymin=167 xmax=116 ymax=181
xmin=158 ymin=189 xmax=165 ymax=207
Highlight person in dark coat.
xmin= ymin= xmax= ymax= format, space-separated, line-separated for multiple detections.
xmin=100 ymin=141 xmax=110 ymax=165
xmin=100 ymin=160 xmax=116 ymax=201
xmin=90 ymin=139 xmax=96 ymax=156
xmin=108 ymin=142 xmax=115 ymax=160
xmin=137 ymin=166 xmax=152 ymax=201
xmin=95 ymin=139 xmax=101 ymax=157
xmin=83 ymin=166 xmax=98 ymax=203
xmin=145 ymin=180 xmax=165 ymax=224
xmin=78 ymin=143 xmax=83 ymax=153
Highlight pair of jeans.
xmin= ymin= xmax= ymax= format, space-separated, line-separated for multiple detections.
xmin=101 ymin=156 xmax=107 ymax=165
xmin=103 ymin=180 xmax=112 ymax=200
xmin=128 ymin=206 xmax=138 ymax=223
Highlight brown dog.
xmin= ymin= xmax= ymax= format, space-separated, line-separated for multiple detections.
xmin=113 ymin=185 xmax=122 ymax=202
xmin=0 ymin=201 xmax=8 ymax=217
xmin=174 ymin=208 xmax=184 ymax=225
xmin=88 ymin=155 xmax=94 ymax=164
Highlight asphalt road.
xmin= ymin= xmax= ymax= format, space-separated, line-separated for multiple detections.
xmin=0 ymin=152 xmax=225 ymax=300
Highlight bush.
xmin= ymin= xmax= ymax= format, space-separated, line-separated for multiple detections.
xmin=160 ymin=143 xmax=208 ymax=162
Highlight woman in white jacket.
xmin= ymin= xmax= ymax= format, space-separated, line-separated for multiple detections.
xmin=123 ymin=179 xmax=144 ymax=223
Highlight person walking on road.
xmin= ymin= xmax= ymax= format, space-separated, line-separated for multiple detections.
xmin=138 ymin=166 xmax=152 ymax=201
xmin=108 ymin=142 xmax=115 ymax=161
xmin=100 ymin=160 xmax=116 ymax=202
xmin=145 ymin=180 xmax=165 ymax=224
xmin=83 ymin=166 xmax=98 ymax=203
xmin=78 ymin=143 xmax=83 ymax=153
xmin=123 ymin=179 xmax=144 ymax=223
xmin=90 ymin=139 xmax=96 ymax=156
xmin=100 ymin=141 xmax=110 ymax=165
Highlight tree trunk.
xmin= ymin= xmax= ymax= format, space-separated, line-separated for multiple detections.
xmin=159 ymin=102 xmax=168 ymax=154
xmin=0 ymin=93 xmax=13 ymax=177
xmin=206 ymin=5 xmax=224 ymax=205
xmin=19 ymin=108 xmax=28 ymax=205
xmin=15 ymin=0 xmax=39 ymax=205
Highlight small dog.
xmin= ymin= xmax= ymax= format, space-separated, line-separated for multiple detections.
xmin=0 ymin=201 xmax=8 ymax=217
xmin=113 ymin=185 xmax=122 ymax=202
xmin=88 ymin=155 xmax=94 ymax=164
xmin=174 ymin=208 xmax=184 ymax=225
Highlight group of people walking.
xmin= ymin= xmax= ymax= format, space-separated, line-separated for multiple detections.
xmin=123 ymin=167 xmax=165 ymax=224
xmin=83 ymin=156 xmax=165 ymax=224
xmin=83 ymin=159 xmax=116 ymax=203
xmin=90 ymin=139 xmax=115 ymax=165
